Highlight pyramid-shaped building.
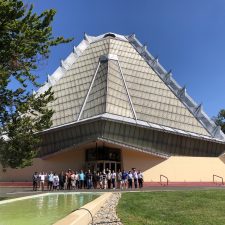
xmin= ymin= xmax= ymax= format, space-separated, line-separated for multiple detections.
xmin=2 ymin=33 xmax=225 ymax=182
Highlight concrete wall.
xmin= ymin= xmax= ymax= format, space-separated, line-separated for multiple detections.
xmin=0 ymin=149 xmax=85 ymax=181
xmin=122 ymin=149 xmax=225 ymax=182
xmin=1 ymin=148 xmax=225 ymax=182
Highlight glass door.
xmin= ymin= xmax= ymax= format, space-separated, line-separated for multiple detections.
xmin=105 ymin=162 xmax=110 ymax=171
xmin=110 ymin=162 xmax=116 ymax=172
xmin=86 ymin=161 xmax=122 ymax=172
xmin=116 ymin=162 xmax=121 ymax=172
xmin=97 ymin=162 xmax=104 ymax=172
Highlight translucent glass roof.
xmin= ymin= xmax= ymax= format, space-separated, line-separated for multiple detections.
xmin=37 ymin=33 xmax=225 ymax=141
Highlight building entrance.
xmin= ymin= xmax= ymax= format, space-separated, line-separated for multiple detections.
xmin=85 ymin=146 xmax=121 ymax=172
xmin=86 ymin=160 xmax=121 ymax=172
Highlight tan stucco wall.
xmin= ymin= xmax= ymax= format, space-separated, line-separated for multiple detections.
xmin=0 ymin=149 xmax=85 ymax=181
xmin=122 ymin=149 xmax=225 ymax=182
xmin=1 ymin=148 xmax=225 ymax=182
xmin=122 ymin=149 xmax=166 ymax=172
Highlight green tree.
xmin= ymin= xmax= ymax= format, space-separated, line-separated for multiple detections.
xmin=0 ymin=0 xmax=72 ymax=169
xmin=214 ymin=109 xmax=225 ymax=134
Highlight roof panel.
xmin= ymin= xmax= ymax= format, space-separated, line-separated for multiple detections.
xmin=37 ymin=33 xmax=225 ymax=141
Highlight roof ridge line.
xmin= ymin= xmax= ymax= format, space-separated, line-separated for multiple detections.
xmin=35 ymin=38 xmax=90 ymax=96
xmin=126 ymin=34 xmax=225 ymax=140
xmin=105 ymin=56 xmax=109 ymax=114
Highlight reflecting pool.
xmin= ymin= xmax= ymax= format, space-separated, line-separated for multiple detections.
xmin=0 ymin=193 xmax=99 ymax=225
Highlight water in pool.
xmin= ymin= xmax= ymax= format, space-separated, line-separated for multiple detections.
xmin=0 ymin=193 xmax=99 ymax=225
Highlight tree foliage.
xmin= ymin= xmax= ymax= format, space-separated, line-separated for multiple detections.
xmin=0 ymin=0 xmax=72 ymax=168
xmin=214 ymin=109 xmax=225 ymax=134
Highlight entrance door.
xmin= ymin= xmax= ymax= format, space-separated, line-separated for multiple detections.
xmin=86 ymin=161 xmax=122 ymax=172
xmin=97 ymin=162 xmax=104 ymax=172
xmin=110 ymin=162 xmax=116 ymax=172
xmin=105 ymin=162 xmax=110 ymax=171
xmin=106 ymin=161 xmax=121 ymax=172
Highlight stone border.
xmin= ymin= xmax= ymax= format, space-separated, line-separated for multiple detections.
xmin=90 ymin=192 xmax=123 ymax=225
xmin=54 ymin=192 xmax=112 ymax=225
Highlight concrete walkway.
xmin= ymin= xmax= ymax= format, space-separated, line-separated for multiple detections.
xmin=1 ymin=185 xmax=225 ymax=199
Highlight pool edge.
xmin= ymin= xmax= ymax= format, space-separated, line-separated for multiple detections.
xmin=0 ymin=192 xmax=50 ymax=205
xmin=53 ymin=192 xmax=112 ymax=225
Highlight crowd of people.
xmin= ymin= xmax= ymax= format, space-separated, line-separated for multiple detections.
xmin=32 ymin=168 xmax=144 ymax=191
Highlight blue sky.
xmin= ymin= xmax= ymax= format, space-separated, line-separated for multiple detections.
xmin=25 ymin=0 xmax=225 ymax=117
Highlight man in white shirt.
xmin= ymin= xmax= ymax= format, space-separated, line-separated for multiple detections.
xmin=39 ymin=172 xmax=46 ymax=191
xmin=48 ymin=171 xmax=54 ymax=191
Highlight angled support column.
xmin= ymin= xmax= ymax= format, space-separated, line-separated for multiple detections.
xmin=117 ymin=60 xmax=137 ymax=120
xmin=77 ymin=61 xmax=101 ymax=121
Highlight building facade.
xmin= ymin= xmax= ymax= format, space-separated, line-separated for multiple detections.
xmin=1 ymin=33 xmax=225 ymax=182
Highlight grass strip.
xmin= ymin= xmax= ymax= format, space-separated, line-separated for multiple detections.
xmin=117 ymin=190 xmax=225 ymax=225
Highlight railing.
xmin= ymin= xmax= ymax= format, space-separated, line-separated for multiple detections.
xmin=72 ymin=207 xmax=94 ymax=225
xmin=213 ymin=174 xmax=224 ymax=185
xmin=160 ymin=175 xmax=169 ymax=186
xmin=72 ymin=207 xmax=121 ymax=225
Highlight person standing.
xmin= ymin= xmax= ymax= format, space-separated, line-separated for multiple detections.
xmin=87 ymin=169 xmax=93 ymax=189
xmin=138 ymin=170 xmax=144 ymax=188
xmin=84 ymin=171 xmax=88 ymax=189
xmin=75 ymin=171 xmax=79 ymax=189
xmin=71 ymin=171 xmax=76 ymax=190
xmin=92 ymin=171 xmax=98 ymax=189
xmin=128 ymin=171 xmax=133 ymax=189
xmin=53 ymin=173 xmax=59 ymax=191
xmin=64 ymin=172 xmax=68 ymax=190
xmin=102 ymin=169 xmax=107 ymax=189
xmin=117 ymin=169 xmax=122 ymax=189
xmin=99 ymin=172 xmax=103 ymax=189
xmin=32 ymin=172 xmax=39 ymax=191
xmin=133 ymin=168 xmax=138 ymax=188
xmin=107 ymin=170 xmax=112 ymax=189
xmin=58 ymin=171 xmax=65 ymax=190
xmin=111 ymin=170 xmax=116 ymax=189
xmin=66 ymin=169 xmax=72 ymax=190
xmin=96 ymin=172 xmax=100 ymax=189
xmin=39 ymin=172 xmax=46 ymax=191
xmin=79 ymin=170 xmax=84 ymax=189
xmin=48 ymin=171 xmax=54 ymax=191
xmin=121 ymin=170 xmax=128 ymax=190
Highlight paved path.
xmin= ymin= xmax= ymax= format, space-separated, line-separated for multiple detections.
xmin=1 ymin=185 xmax=225 ymax=199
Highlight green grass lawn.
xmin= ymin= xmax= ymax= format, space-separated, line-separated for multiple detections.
xmin=117 ymin=190 xmax=225 ymax=225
